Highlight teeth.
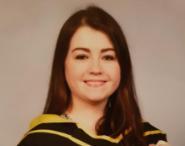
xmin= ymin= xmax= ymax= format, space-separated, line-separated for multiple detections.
xmin=85 ymin=81 xmax=105 ymax=87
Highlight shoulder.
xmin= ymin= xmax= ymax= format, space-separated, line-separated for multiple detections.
xmin=29 ymin=114 xmax=70 ymax=129
xmin=17 ymin=114 xmax=79 ymax=146
xmin=142 ymin=122 xmax=167 ymax=145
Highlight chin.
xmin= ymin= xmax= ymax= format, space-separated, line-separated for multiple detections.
xmin=84 ymin=95 xmax=109 ymax=105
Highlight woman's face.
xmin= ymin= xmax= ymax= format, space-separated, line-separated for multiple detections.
xmin=65 ymin=26 xmax=120 ymax=105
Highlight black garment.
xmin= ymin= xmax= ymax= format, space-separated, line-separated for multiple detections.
xmin=17 ymin=114 xmax=167 ymax=146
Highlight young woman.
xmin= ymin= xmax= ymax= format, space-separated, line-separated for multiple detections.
xmin=18 ymin=6 xmax=169 ymax=146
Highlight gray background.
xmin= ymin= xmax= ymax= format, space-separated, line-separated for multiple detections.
xmin=0 ymin=0 xmax=185 ymax=146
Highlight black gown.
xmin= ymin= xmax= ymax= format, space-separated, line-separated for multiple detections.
xmin=17 ymin=114 xmax=167 ymax=146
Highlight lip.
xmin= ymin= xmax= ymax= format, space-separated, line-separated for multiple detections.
xmin=84 ymin=80 xmax=107 ymax=87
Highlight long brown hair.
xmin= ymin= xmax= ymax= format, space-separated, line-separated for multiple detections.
xmin=44 ymin=6 xmax=146 ymax=146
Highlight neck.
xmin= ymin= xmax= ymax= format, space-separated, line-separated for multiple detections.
xmin=66 ymin=97 xmax=108 ymax=134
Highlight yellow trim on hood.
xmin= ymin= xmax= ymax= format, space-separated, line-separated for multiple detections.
xmin=29 ymin=114 xmax=123 ymax=143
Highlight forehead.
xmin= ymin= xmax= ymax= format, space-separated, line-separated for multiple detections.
xmin=69 ymin=26 xmax=114 ymax=52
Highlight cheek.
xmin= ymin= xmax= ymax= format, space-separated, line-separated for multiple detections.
xmin=65 ymin=64 xmax=77 ymax=83
xmin=112 ymin=65 xmax=121 ymax=92
xmin=65 ymin=62 xmax=87 ymax=83
xmin=106 ymin=63 xmax=121 ymax=84
xmin=113 ymin=66 xmax=121 ymax=84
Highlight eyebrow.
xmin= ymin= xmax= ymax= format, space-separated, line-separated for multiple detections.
xmin=71 ymin=47 xmax=115 ymax=53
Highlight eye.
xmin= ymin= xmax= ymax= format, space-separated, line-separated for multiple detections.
xmin=102 ymin=55 xmax=116 ymax=61
xmin=75 ymin=54 xmax=88 ymax=60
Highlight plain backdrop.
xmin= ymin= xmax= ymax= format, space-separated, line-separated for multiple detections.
xmin=0 ymin=0 xmax=185 ymax=146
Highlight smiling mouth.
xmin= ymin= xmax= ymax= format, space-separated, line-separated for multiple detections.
xmin=84 ymin=80 xmax=107 ymax=87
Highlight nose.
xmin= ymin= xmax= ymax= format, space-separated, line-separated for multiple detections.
xmin=89 ymin=60 xmax=102 ymax=75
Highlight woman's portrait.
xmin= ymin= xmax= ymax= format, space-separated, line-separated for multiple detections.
xmin=0 ymin=1 xmax=184 ymax=146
